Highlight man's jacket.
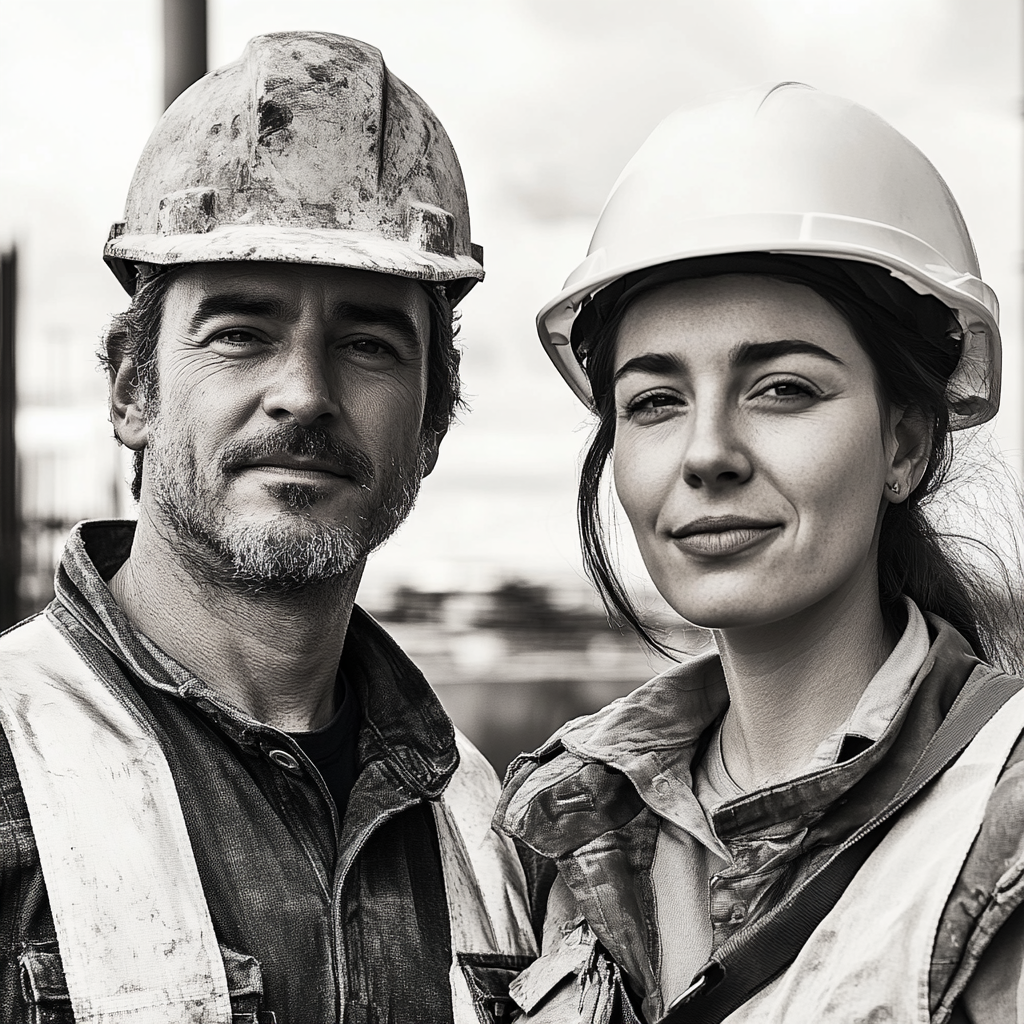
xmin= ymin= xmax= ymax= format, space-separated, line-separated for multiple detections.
xmin=0 ymin=520 xmax=535 ymax=1023
xmin=496 ymin=615 xmax=1024 ymax=1023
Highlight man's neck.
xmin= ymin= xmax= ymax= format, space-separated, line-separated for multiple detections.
xmin=107 ymin=513 xmax=362 ymax=732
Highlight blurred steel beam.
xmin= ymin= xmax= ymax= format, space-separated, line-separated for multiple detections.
xmin=0 ymin=248 xmax=18 ymax=629
xmin=164 ymin=0 xmax=207 ymax=110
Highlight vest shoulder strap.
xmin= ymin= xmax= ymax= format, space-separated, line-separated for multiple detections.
xmin=0 ymin=614 xmax=232 ymax=1024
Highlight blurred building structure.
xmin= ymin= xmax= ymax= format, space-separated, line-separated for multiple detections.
xmin=378 ymin=580 xmax=693 ymax=772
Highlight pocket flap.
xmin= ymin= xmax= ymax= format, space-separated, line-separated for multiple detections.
xmin=19 ymin=943 xmax=70 ymax=1006
xmin=508 ymin=926 xmax=594 ymax=1014
xmin=219 ymin=944 xmax=263 ymax=1000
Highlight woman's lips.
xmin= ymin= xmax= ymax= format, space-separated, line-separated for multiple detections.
xmin=669 ymin=518 xmax=781 ymax=557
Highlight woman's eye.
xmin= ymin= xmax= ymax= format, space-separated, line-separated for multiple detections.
xmin=756 ymin=379 xmax=817 ymax=402
xmin=623 ymin=392 xmax=683 ymax=421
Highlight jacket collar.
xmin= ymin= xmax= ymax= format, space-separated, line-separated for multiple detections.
xmin=53 ymin=519 xmax=458 ymax=799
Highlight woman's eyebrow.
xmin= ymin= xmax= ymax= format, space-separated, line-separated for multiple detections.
xmin=731 ymin=339 xmax=845 ymax=367
xmin=612 ymin=351 xmax=686 ymax=387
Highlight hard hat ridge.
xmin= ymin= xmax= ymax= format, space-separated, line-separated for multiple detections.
xmin=105 ymin=31 xmax=483 ymax=305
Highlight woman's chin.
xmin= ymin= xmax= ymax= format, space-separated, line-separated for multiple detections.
xmin=667 ymin=593 xmax=801 ymax=632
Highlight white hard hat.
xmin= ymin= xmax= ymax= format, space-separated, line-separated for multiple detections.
xmin=538 ymin=82 xmax=1000 ymax=427
xmin=105 ymin=32 xmax=483 ymax=306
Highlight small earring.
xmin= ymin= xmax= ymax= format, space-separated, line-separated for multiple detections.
xmin=889 ymin=481 xmax=901 ymax=495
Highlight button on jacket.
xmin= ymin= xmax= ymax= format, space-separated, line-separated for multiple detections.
xmin=0 ymin=520 xmax=531 ymax=1023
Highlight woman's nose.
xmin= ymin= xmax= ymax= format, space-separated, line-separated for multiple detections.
xmin=261 ymin=335 xmax=342 ymax=426
xmin=680 ymin=403 xmax=753 ymax=489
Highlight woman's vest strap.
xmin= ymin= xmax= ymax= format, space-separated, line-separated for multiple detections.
xmin=0 ymin=613 xmax=233 ymax=1023
xmin=663 ymin=665 xmax=1024 ymax=1024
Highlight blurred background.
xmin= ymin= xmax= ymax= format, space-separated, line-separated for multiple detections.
xmin=0 ymin=0 xmax=1020 ymax=772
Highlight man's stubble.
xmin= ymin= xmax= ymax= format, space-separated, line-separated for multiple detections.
xmin=142 ymin=413 xmax=427 ymax=594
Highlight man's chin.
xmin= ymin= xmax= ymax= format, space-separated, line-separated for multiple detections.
xmin=167 ymin=512 xmax=365 ymax=593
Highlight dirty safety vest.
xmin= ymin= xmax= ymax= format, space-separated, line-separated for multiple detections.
xmin=0 ymin=613 xmax=536 ymax=1024
xmin=721 ymin=682 xmax=1024 ymax=1024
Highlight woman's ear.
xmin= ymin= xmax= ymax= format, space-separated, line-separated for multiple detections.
xmin=109 ymin=357 xmax=150 ymax=452
xmin=887 ymin=406 xmax=931 ymax=502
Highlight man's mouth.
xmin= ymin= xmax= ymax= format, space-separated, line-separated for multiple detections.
xmin=219 ymin=426 xmax=376 ymax=488
xmin=240 ymin=456 xmax=350 ymax=480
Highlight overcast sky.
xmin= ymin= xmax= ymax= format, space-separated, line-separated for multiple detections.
xmin=0 ymin=0 xmax=1019 ymax=604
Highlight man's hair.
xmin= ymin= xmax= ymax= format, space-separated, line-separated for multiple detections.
xmin=100 ymin=267 xmax=465 ymax=500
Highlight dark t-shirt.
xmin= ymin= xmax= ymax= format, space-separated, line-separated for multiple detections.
xmin=289 ymin=675 xmax=361 ymax=818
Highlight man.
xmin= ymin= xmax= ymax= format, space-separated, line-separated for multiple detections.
xmin=0 ymin=32 xmax=535 ymax=1024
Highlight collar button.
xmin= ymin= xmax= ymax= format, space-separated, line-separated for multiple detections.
xmin=268 ymin=749 xmax=301 ymax=771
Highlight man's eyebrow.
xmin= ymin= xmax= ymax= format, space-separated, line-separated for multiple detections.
xmin=186 ymin=295 xmax=424 ymax=349
xmin=327 ymin=302 xmax=423 ymax=350
xmin=188 ymin=294 xmax=297 ymax=334
xmin=731 ymin=339 xmax=845 ymax=367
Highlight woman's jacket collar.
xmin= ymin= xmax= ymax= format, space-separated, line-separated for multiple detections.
xmin=495 ymin=614 xmax=981 ymax=861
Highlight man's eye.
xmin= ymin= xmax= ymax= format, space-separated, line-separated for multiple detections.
xmin=209 ymin=329 xmax=264 ymax=350
xmin=345 ymin=337 xmax=397 ymax=361
xmin=352 ymin=339 xmax=387 ymax=355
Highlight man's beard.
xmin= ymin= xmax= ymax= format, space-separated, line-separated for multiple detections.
xmin=144 ymin=418 xmax=426 ymax=593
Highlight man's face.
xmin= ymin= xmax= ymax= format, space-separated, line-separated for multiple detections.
xmin=136 ymin=262 xmax=434 ymax=590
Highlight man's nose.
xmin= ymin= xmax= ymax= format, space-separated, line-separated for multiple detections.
xmin=261 ymin=335 xmax=342 ymax=426
xmin=680 ymin=402 xmax=753 ymax=490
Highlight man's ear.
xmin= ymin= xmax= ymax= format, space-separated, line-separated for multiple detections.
xmin=887 ymin=406 xmax=932 ymax=501
xmin=420 ymin=428 xmax=446 ymax=478
xmin=109 ymin=358 xmax=150 ymax=451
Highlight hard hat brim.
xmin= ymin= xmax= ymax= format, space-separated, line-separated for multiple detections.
xmin=537 ymin=216 xmax=1000 ymax=430
xmin=105 ymin=224 xmax=485 ymax=305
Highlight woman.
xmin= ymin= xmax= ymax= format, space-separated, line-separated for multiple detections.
xmin=494 ymin=84 xmax=1024 ymax=1024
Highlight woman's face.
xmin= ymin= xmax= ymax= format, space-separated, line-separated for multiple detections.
xmin=611 ymin=274 xmax=899 ymax=630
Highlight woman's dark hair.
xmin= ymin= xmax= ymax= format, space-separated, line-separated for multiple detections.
xmin=100 ymin=266 xmax=464 ymax=500
xmin=576 ymin=253 xmax=1009 ymax=664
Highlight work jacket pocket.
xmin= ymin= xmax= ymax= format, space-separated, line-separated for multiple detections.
xmin=18 ymin=941 xmax=268 ymax=1023
xmin=508 ymin=924 xmax=640 ymax=1024
xmin=458 ymin=951 xmax=535 ymax=1023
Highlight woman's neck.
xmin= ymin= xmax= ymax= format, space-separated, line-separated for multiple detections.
xmin=715 ymin=570 xmax=893 ymax=791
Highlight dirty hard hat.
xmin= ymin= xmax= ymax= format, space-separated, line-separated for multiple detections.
xmin=105 ymin=31 xmax=483 ymax=305
xmin=538 ymin=82 xmax=1000 ymax=428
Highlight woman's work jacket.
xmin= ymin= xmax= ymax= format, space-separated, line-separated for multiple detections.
xmin=495 ymin=614 xmax=1024 ymax=1023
